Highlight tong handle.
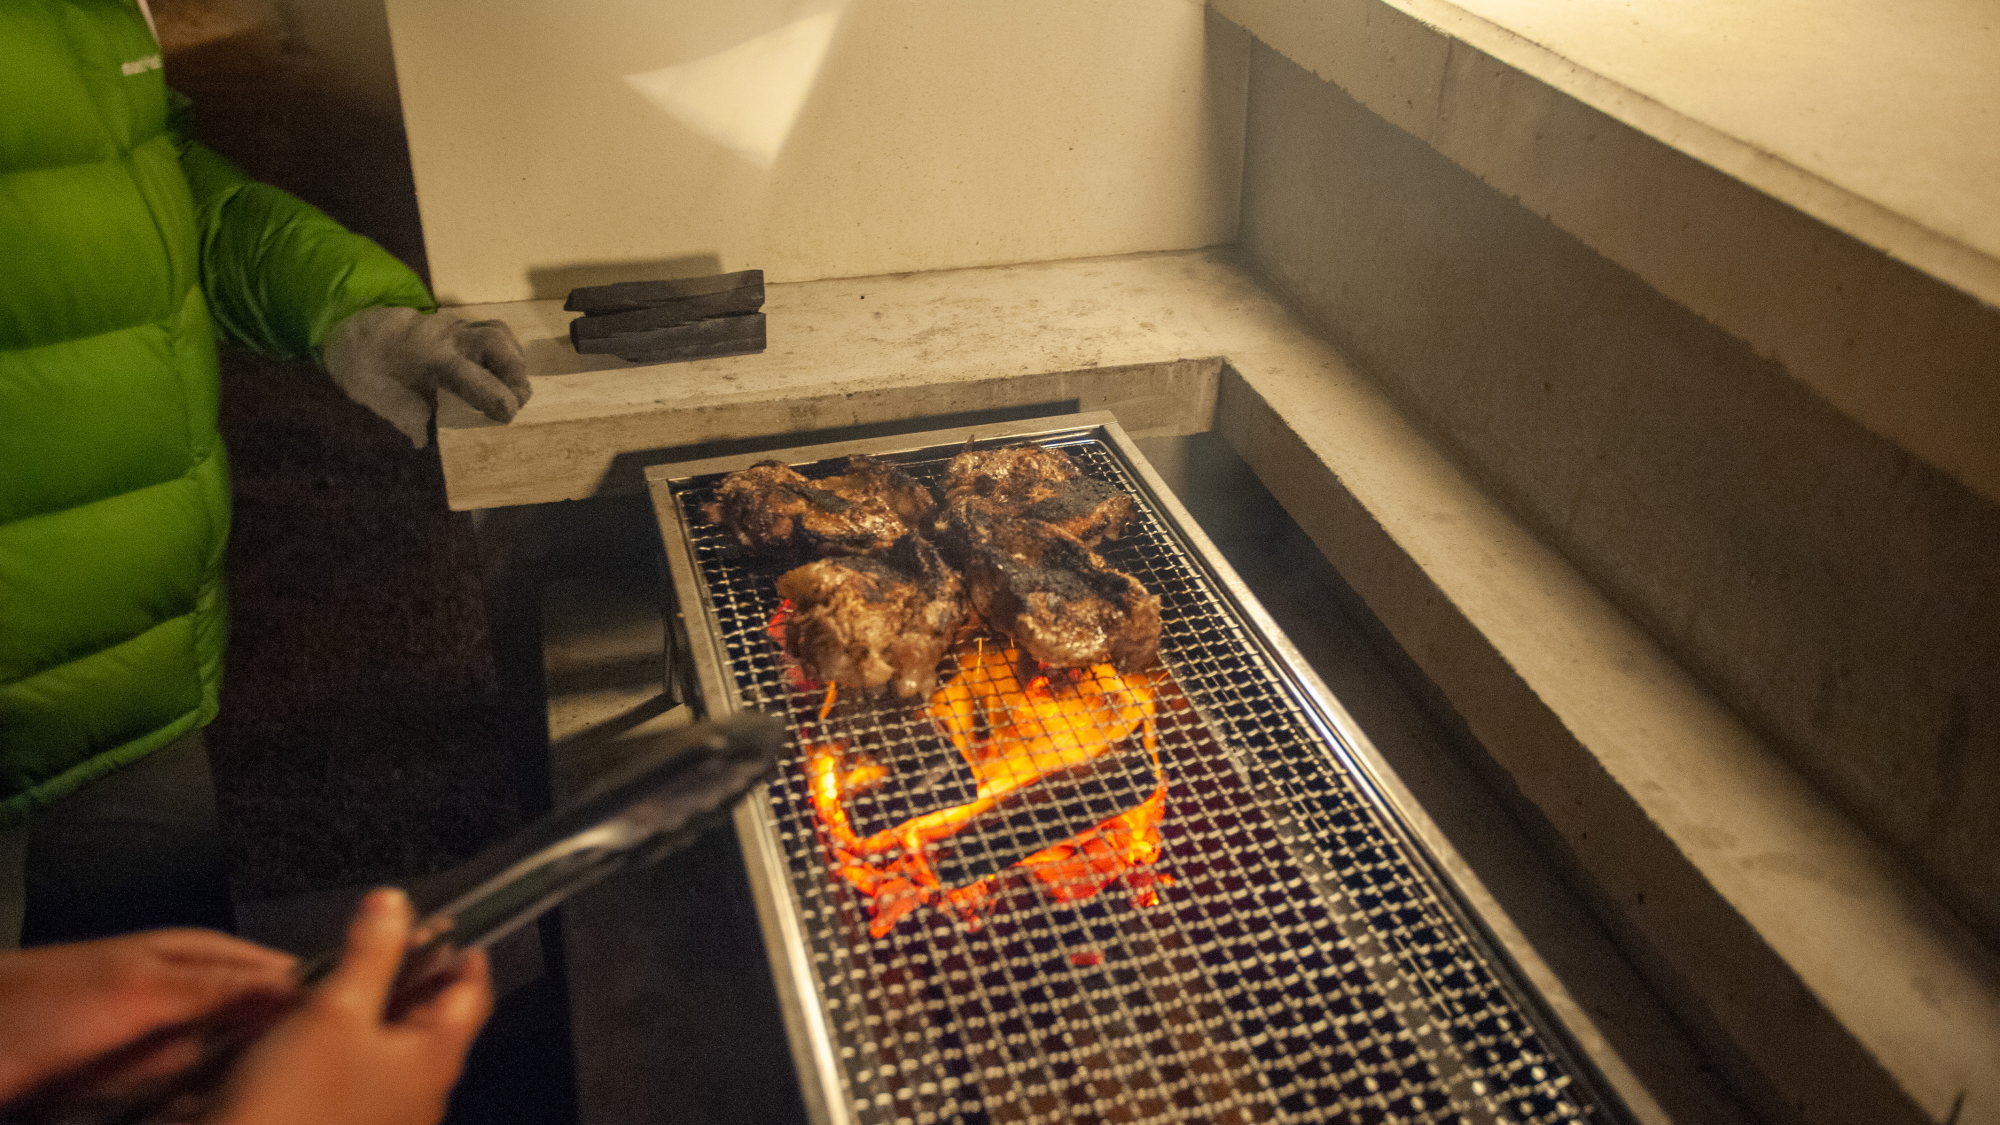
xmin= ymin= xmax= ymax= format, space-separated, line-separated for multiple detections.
xmin=0 ymin=712 xmax=784 ymax=1125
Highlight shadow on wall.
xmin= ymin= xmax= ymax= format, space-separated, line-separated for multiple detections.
xmin=526 ymin=253 xmax=723 ymax=302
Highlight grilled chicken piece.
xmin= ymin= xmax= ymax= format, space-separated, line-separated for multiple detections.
xmin=776 ymin=536 xmax=967 ymax=698
xmin=960 ymin=516 xmax=1160 ymax=671
xmin=1015 ymin=476 xmax=1136 ymax=546
xmin=941 ymin=444 xmax=1081 ymax=505
xmin=937 ymin=444 xmax=1136 ymax=549
xmin=703 ymin=459 xmax=927 ymax=557
xmin=820 ymin=454 xmax=937 ymax=532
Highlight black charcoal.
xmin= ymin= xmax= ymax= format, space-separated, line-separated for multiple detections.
xmin=563 ymin=270 xmax=765 ymax=314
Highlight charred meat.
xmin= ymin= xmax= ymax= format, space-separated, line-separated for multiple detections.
xmin=776 ymin=536 xmax=968 ymax=698
xmin=939 ymin=444 xmax=1154 ymax=668
xmin=716 ymin=443 xmax=1154 ymax=681
xmin=703 ymin=458 xmax=931 ymax=557
xmin=1016 ymin=476 xmax=1136 ymax=546
xmin=960 ymin=516 xmax=1160 ymax=671
xmin=821 ymin=454 xmax=937 ymax=532
xmin=940 ymin=444 xmax=1081 ymax=505
xmin=937 ymin=444 xmax=1135 ymax=549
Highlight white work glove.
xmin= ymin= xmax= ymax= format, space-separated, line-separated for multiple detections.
xmin=323 ymin=306 xmax=531 ymax=448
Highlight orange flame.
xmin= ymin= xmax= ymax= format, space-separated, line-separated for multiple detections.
xmin=767 ymin=599 xmax=816 ymax=693
xmin=804 ymin=639 xmax=1169 ymax=937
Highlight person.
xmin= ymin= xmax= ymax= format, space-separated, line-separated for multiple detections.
xmin=0 ymin=888 xmax=492 ymax=1125
xmin=0 ymin=1 xmax=530 ymax=944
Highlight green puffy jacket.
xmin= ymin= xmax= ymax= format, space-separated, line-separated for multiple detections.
xmin=0 ymin=0 xmax=433 ymax=824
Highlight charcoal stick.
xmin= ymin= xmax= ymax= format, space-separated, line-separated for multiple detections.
xmin=572 ymin=311 xmax=765 ymax=357
xmin=564 ymin=270 xmax=764 ymax=314
xmin=569 ymin=283 xmax=765 ymax=336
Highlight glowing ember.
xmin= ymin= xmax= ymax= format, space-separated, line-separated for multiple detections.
xmin=804 ymin=639 xmax=1169 ymax=936
xmin=1022 ymin=787 xmax=1171 ymax=903
xmin=767 ymin=600 xmax=815 ymax=693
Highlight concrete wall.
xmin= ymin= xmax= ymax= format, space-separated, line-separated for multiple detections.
xmin=381 ymin=0 xmax=1248 ymax=304
xmin=1237 ymin=42 xmax=2000 ymax=944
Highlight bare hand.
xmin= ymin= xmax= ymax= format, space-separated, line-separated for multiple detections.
xmin=0 ymin=930 xmax=298 ymax=1105
xmin=204 ymin=889 xmax=492 ymax=1125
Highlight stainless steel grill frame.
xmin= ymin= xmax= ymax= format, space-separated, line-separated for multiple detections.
xmin=646 ymin=413 xmax=1625 ymax=1125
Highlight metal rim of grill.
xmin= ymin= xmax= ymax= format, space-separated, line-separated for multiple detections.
xmin=651 ymin=414 xmax=1626 ymax=1125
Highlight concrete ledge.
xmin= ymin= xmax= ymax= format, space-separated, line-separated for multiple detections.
xmin=1237 ymin=34 xmax=2000 ymax=961
xmin=437 ymin=253 xmax=1253 ymax=509
xmin=1211 ymin=347 xmax=2000 ymax=1124
xmin=1212 ymin=0 xmax=2000 ymax=507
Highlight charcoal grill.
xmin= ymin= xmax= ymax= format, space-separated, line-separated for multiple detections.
xmin=645 ymin=413 xmax=1625 ymax=1125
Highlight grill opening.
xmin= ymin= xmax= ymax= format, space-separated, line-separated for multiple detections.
xmin=663 ymin=428 xmax=1622 ymax=1125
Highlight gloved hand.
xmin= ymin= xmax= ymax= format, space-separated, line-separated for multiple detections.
xmin=324 ymin=306 xmax=532 ymax=448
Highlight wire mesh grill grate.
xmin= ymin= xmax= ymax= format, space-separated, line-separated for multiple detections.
xmin=666 ymin=435 xmax=1614 ymax=1125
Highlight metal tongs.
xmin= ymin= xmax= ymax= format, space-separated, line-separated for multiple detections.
xmin=2 ymin=711 xmax=785 ymax=1125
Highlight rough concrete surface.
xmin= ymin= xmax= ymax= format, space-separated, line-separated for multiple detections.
xmin=1238 ymin=41 xmax=2000 ymax=956
xmin=1215 ymin=369 xmax=2000 ymax=1125
xmin=434 ymin=251 xmax=1292 ymax=509
xmin=1213 ymin=0 xmax=2000 ymax=509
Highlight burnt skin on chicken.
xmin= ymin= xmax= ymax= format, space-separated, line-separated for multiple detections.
xmin=776 ymin=535 xmax=968 ymax=698
xmin=1015 ymin=476 xmax=1137 ymax=546
xmin=703 ymin=458 xmax=932 ymax=558
xmin=940 ymin=443 xmax=1081 ymax=505
xmin=936 ymin=444 xmax=1136 ymax=550
xmin=822 ymin=454 xmax=938 ymax=532
xmin=959 ymin=515 xmax=1161 ymax=671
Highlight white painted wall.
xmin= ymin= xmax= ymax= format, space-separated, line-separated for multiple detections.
xmin=383 ymin=0 xmax=1247 ymax=304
